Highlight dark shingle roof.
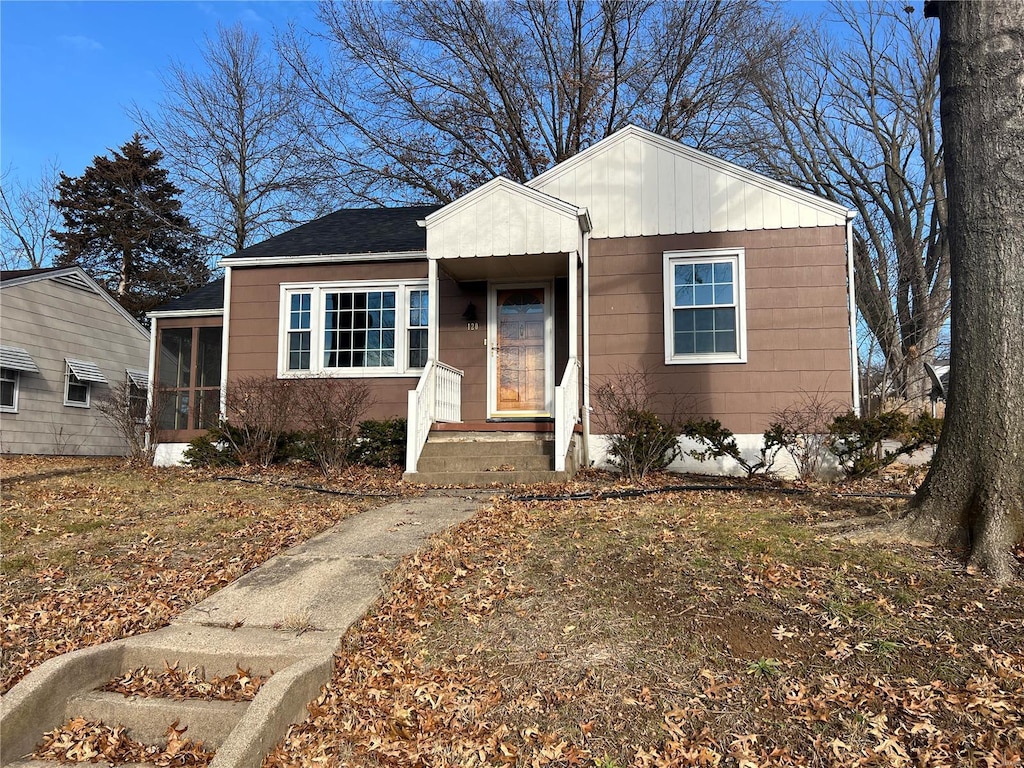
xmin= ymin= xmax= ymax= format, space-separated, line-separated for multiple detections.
xmin=151 ymin=278 xmax=225 ymax=313
xmin=0 ymin=266 xmax=67 ymax=283
xmin=222 ymin=206 xmax=440 ymax=261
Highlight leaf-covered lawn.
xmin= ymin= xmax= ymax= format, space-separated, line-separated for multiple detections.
xmin=267 ymin=474 xmax=1024 ymax=767
xmin=0 ymin=455 xmax=407 ymax=693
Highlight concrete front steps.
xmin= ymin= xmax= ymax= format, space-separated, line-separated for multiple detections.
xmin=405 ymin=429 xmax=577 ymax=486
xmin=0 ymin=624 xmax=335 ymax=767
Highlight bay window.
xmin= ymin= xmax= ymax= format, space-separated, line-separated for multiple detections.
xmin=280 ymin=281 xmax=428 ymax=376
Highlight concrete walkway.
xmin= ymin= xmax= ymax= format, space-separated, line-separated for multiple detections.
xmin=1 ymin=491 xmax=488 ymax=767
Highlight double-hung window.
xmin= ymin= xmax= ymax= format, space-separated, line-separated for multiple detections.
xmin=664 ymin=249 xmax=746 ymax=364
xmin=280 ymin=281 xmax=429 ymax=376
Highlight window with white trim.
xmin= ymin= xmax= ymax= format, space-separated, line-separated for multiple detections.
xmin=65 ymin=365 xmax=91 ymax=407
xmin=664 ymin=249 xmax=746 ymax=364
xmin=1 ymin=367 xmax=19 ymax=412
xmin=280 ymin=281 xmax=429 ymax=376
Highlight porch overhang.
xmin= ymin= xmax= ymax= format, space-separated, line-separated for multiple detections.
xmin=437 ymin=252 xmax=570 ymax=282
xmin=422 ymin=176 xmax=589 ymax=263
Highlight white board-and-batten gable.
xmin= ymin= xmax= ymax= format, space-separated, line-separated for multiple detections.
xmin=424 ymin=176 xmax=589 ymax=260
xmin=527 ymin=124 xmax=852 ymax=239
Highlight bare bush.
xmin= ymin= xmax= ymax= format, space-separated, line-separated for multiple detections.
xmin=294 ymin=377 xmax=374 ymax=476
xmin=223 ymin=375 xmax=298 ymax=466
xmin=94 ymin=381 xmax=158 ymax=465
xmin=593 ymin=367 xmax=692 ymax=481
xmin=770 ymin=389 xmax=846 ymax=480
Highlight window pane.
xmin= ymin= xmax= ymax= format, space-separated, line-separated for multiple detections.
xmin=713 ymin=262 xmax=733 ymax=283
xmin=675 ymin=332 xmax=695 ymax=355
xmin=323 ymin=290 xmax=397 ymax=368
xmin=159 ymin=328 xmax=192 ymax=387
xmin=716 ymin=331 xmax=737 ymax=353
xmin=674 ymin=309 xmax=695 ymax=333
xmin=714 ymin=284 xmax=733 ymax=305
xmin=288 ymin=331 xmax=310 ymax=371
xmin=674 ymin=285 xmax=694 ymax=307
xmin=714 ymin=308 xmax=736 ymax=331
xmin=1 ymin=377 xmax=15 ymax=408
xmin=694 ymin=263 xmax=713 ymax=284
xmin=197 ymin=327 xmax=222 ymax=387
xmin=409 ymin=329 xmax=428 ymax=367
xmin=694 ymin=284 xmax=713 ymax=305
xmin=694 ymin=309 xmax=715 ymax=331
xmin=695 ymin=331 xmax=716 ymax=353
xmin=675 ymin=264 xmax=694 ymax=286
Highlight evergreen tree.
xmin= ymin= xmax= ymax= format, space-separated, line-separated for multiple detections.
xmin=52 ymin=134 xmax=210 ymax=317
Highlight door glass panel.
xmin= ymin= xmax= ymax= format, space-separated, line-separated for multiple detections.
xmin=496 ymin=289 xmax=546 ymax=412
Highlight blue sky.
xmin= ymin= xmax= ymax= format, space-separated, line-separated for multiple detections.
xmin=1 ymin=1 xmax=319 ymax=180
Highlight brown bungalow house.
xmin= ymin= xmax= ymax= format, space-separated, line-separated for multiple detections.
xmin=148 ymin=126 xmax=859 ymax=481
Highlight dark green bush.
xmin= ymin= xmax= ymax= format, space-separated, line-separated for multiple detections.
xmin=606 ymin=408 xmax=680 ymax=481
xmin=183 ymin=425 xmax=241 ymax=468
xmin=351 ymin=418 xmax=407 ymax=467
xmin=682 ymin=418 xmax=781 ymax=477
xmin=828 ymin=410 xmax=942 ymax=478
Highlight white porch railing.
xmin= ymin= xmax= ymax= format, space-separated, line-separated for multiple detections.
xmin=406 ymin=360 xmax=464 ymax=473
xmin=554 ymin=358 xmax=581 ymax=472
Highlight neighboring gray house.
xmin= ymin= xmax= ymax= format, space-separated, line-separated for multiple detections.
xmin=0 ymin=266 xmax=151 ymax=455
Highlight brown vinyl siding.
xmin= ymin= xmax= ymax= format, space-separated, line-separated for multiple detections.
xmin=588 ymin=226 xmax=851 ymax=435
xmin=226 ymin=261 xmax=429 ymax=421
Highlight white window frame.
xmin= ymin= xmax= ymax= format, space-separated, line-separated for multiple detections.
xmin=278 ymin=279 xmax=430 ymax=378
xmin=1 ymin=367 xmax=19 ymax=413
xmin=64 ymin=365 xmax=91 ymax=407
xmin=663 ymin=248 xmax=747 ymax=365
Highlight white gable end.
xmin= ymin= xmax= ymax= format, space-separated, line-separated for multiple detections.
xmin=528 ymin=126 xmax=850 ymax=239
xmin=426 ymin=177 xmax=584 ymax=259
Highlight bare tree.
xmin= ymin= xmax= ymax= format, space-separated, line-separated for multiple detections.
xmin=132 ymin=23 xmax=332 ymax=254
xmin=280 ymin=0 xmax=790 ymax=205
xmin=0 ymin=160 xmax=61 ymax=270
xmin=898 ymin=0 xmax=1024 ymax=582
xmin=744 ymin=1 xmax=948 ymax=404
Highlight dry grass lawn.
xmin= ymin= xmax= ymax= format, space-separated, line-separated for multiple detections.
xmin=3 ymin=459 xmax=1022 ymax=767
xmin=1 ymin=455 xmax=407 ymax=693
xmin=267 ymin=474 xmax=1024 ymax=767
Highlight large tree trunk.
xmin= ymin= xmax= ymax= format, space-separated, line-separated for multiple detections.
xmin=903 ymin=1 xmax=1024 ymax=581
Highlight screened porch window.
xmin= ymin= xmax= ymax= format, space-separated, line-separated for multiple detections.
xmin=157 ymin=325 xmax=222 ymax=431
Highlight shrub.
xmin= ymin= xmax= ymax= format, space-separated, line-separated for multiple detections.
xmin=593 ymin=367 xmax=689 ymax=480
xmin=294 ymin=378 xmax=374 ymax=476
xmin=682 ymin=418 xmax=781 ymax=477
xmin=770 ymin=390 xmax=846 ymax=480
xmin=183 ymin=425 xmax=241 ymax=468
xmin=222 ymin=376 xmax=298 ymax=466
xmin=94 ymin=380 xmax=159 ymax=466
xmin=828 ymin=410 xmax=942 ymax=478
xmin=351 ymin=418 xmax=407 ymax=468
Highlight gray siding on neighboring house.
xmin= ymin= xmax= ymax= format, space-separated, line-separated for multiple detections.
xmin=0 ymin=277 xmax=150 ymax=455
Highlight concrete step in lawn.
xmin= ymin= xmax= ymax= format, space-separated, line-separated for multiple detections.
xmin=1 ymin=493 xmax=484 ymax=768
xmin=63 ymin=690 xmax=247 ymax=748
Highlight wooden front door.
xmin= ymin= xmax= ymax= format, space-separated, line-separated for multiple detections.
xmin=495 ymin=288 xmax=547 ymax=413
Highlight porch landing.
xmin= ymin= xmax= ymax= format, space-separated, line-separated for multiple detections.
xmin=404 ymin=427 xmax=579 ymax=486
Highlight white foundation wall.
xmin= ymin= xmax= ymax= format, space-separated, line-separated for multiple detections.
xmin=587 ymin=434 xmax=842 ymax=480
xmin=153 ymin=442 xmax=190 ymax=467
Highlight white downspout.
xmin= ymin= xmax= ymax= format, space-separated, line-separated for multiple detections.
xmin=145 ymin=314 xmax=158 ymax=457
xmin=581 ymin=229 xmax=591 ymax=466
xmin=846 ymin=214 xmax=861 ymax=416
xmin=219 ymin=266 xmax=232 ymax=419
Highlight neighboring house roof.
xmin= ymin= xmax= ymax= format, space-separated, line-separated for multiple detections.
xmin=221 ymin=205 xmax=441 ymax=263
xmin=150 ymin=277 xmax=225 ymax=314
xmin=0 ymin=266 xmax=148 ymax=338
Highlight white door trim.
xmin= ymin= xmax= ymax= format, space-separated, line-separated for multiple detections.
xmin=487 ymin=282 xmax=554 ymax=418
